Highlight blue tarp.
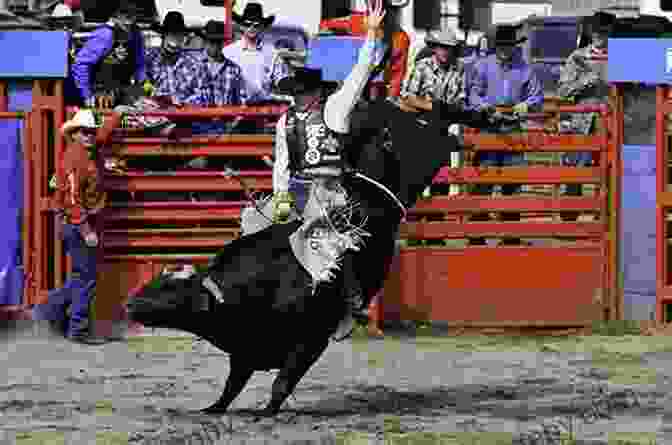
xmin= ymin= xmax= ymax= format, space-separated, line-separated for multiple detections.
xmin=0 ymin=81 xmax=32 ymax=305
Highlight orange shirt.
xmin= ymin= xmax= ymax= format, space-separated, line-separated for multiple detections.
xmin=55 ymin=112 xmax=121 ymax=224
xmin=319 ymin=17 xmax=410 ymax=98
xmin=384 ymin=30 xmax=410 ymax=97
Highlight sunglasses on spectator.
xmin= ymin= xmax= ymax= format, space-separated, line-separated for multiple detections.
xmin=242 ymin=21 xmax=263 ymax=29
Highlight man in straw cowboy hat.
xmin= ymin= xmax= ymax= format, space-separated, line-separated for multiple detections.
xmin=557 ymin=10 xmax=615 ymax=222
xmin=70 ymin=1 xmax=147 ymax=109
xmin=33 ymin=109 xmax=123 ymax=345
xmin=468 ymin=23 xmax=544 ymax=246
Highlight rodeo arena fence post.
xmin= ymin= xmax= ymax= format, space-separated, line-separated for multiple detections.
xmin=23 ymin=93 xmax=621 ymax=333
xmin=380 ymin=93 xmax=619 ymax=331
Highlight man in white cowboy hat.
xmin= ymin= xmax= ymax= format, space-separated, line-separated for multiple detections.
xmin=223 ymin=2 xmax=290 ymax=106
xmin=468 ymin=23 xmax=544 ymax=246
xmin=33 ymin=109 xmax=124 ymax=345
xmin=402 ymin=29 xmax=466 ymax=112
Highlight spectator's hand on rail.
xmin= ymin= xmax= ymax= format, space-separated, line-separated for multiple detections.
xmin=143 ymin=80 xmax=155 ymax=97
xmin=84 ymin=232 xmax=99 ymax=247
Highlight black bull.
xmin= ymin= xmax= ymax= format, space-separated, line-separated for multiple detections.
xmin=126 ymin=99 xmax=495 ymax=416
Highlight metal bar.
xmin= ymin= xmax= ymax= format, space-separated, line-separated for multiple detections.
xmin=103 ymin=254 xmax=215 ymax=262
xmin=105 ymin=143 xmax=273 ymax=157
xmin=463 ymin=134 xmax=605 ymax=151
xmin=53 ymin=79 xmax=65 ymax=289
xmin=657 ymin=86 xmax=668 ymax=322
xmin=32 ymin=80 xmax=46 ymax=301
xmin=22 ymin=112 xmax=33 ymax=305
xmin=410 ymin=196 xmax=602 ymax=213
xmin=400 ymin=221 xmax=606 ymax=239
xmin=421 ymin=320 xmax=595 ymax=328
xmin=103 ymin=171 xmax=272 ymax=192
xmin=66 ymin=105 xmax=288 ymax=118
xmin=433 ymin=167 xmax=601 ymax=185
xmin=103 ymin=232 xmax=239 ymax=248
xmin=103 ymin=208 xmax=244 ymax=222
xmin=110 ymin=134 xmax=274 ymax=145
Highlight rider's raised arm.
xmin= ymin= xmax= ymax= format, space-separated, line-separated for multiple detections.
xmin=323 ymin=31 xmax=385 ymax=134
xmin=273 ymin=114 xmax=290 ymax=193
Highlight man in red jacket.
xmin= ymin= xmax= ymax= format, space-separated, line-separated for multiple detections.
xmin=33 ymin=109 xmax=122 ymax=345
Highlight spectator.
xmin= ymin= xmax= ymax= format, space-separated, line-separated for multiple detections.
xmin=400 ymin=29 xmax=466 ymax=199
xmin=223 ymin=2 xmax=290 ymax=107
xmin=401 ymin=29 xmax=466 ymax=111
xmin=34 ymin=109 xmax=123 ymax=344
xmin=557 ymin=11 xmax=614 ymax=222
xmin=196 ymin=20 xmax=247 ymax=109
xmin=187 ymin=20 xmax=248 ymax=184
xmin=268 ymin=38 xmax=305 ymax=103
xmin=144 ymin=11 xmax=208 ymax=107
xmin=468 ymin=24 xmax=544 ymax=246
xmin=70 ymin=1 xmax=146 ymax=108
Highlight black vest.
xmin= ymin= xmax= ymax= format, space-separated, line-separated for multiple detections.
xmin=285 ymin=104 xmax=345 ymax=174
xmin=93 ymin=27 xmax=136 ymax=93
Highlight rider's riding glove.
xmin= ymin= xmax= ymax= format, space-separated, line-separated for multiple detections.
xmin=273 ymin=191 xmax=295 ymax=223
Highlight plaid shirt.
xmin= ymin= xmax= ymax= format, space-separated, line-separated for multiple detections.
xmin=222 ymin=39 xmax=290 ymax=103
xmin=145 ymin=48 xmax=208 ymax=105
xmin=194 ymin=51 xmax=248 ymax=106
xmin=402 ymin=56 xmax=466 ymax=106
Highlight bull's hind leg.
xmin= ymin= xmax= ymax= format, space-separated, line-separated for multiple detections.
xmin=201 ymin=354 xmax=254 ymax=414
xmin=260 ymin=341 xmax=329 ymax=416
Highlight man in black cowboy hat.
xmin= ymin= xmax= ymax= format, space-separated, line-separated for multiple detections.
xmin=195 ymin=20 xmax=247 ymax=108
xmin=144 ymin=11 xmax=208 ymax=106
xmin=468 ymin=23 xmax=544 ymax=246
xmin=223 ymin=2 xmax=290 ymax=106
xmin=266 ymin=0 xmax=386 ymax=321
xmin=70 ymin=1 xmax=147 ymax=108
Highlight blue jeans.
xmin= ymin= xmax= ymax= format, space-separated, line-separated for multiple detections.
xmin=32 ymin=223 xmax=97 ymax=337
xmin=288 ymin=177 xmax=312 ymax=214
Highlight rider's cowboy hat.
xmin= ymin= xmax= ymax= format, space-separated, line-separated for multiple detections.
xmin=152 ymin=11 xmax=188 ymax=34
xmin=61 ymin=109 xmax=100 ymax=137
xmin=232 ymin=2 xmax=275 ymax=28
xmin=275 ymin=67 xmax=338 ymax=95
xmin=112 ymin=0 xmax=142 ymax=20
xmin=425 ymin=29 xmax=460 ymax=47
xmin=492 ymin=24 xmax=527 ymax=46
xmin=590 ymin=10 xmax=617 ymax=33
xmin=197 ymin=20 xmax=227 ymax=40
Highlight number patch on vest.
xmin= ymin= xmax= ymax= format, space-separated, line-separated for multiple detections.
xmin=305 ymin=148 xmax=322 ymax=165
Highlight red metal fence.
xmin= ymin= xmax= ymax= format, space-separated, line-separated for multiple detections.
xmin=24 ymin=94 xmax=621 ymax=330
xmin=380 ymin=96 xmax=619 ymax=328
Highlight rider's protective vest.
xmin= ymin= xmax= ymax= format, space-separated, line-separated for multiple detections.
xmin=285 ymin=104 xmax=346 ymax=175
xmin=93 ymin=28 xmax=136 ymax=93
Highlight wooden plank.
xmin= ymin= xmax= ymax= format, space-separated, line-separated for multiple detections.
xmin=400 ymin=221 xmax=606 ymax=238
xmin=106 ymin=143 xmax=273 ymax=157
xmin=433 ymin=167 xmax=602 ymax=185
